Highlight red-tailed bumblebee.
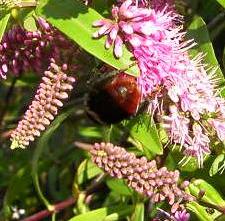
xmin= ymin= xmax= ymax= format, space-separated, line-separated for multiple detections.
xmin=86 ymin=71 xmax=141 ymax=124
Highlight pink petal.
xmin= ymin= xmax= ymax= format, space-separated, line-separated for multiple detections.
xmin=109 ymin=26 xmax=119 ymax=41
xmin=119 ymin=21 xmax=133 ymax=34
xmin=128 ymin=35 xmax=142 ymax=47
xmin=98 ymin=23 xmax=111 ymax=35
xmin=120 ymin=0 xmax=133 ymax=15
xmin=92 ymin=31 xmax=100 ymax=38
xmin=92 ymin=19 xmax=107 ymax=27
xmin=114 ymin=36 xmax=123 ymax=58
xmin=2 ymin=64 xmax=8 ymax=73
xmin=93 ymin=23 xmax=112 ymax=38
xmin=105 ymin=35 xmax=113 ymax=49
xmin=112 ymin=6 xmax=119 ymax=18
xmin=0 ymin=70 xmax=6 ymax=79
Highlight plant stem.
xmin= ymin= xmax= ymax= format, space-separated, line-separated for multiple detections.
xmin=22 ymin=174 xmax=106 ymax=221
xmin=21 ymin=197 xmax=75 ymax=221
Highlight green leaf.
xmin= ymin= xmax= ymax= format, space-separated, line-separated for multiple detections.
xmin=77 ymin=193 xmax=89 ymax=214
xmin=209 ymin=154 xmax=225 ymax=176
xmin=187 ymin=202 xmax=214 ymax=221
xmin=131 ymin=203 xmax=144 ymax=221
xmin=69 ymin=208 xmax=107 ymax=221
xmin=78 ymin=126 xmax=102 ymax=138
xmin=23 ymin=15 xmax=37 ymax=31
xmin=36 ymin=0 xmax=139 ymax=77
xmin=187 ymin=16 xmax=225 ymax=93
xmin=68 ymin=205 xmax=133 ymax=221
xmin=128 ymin=114 xmax=163 ymax=157
xmin=106 ymin=178 xmax=133 ymax=196
xmin=0 ymin=12 xmax=10 ymax=42
xmin=76 ymin=159 xmax=102 ymax=185
xmin=32 ymin=108 xmax=74 ymax=208
xmin=217 ymin=0 xmax=225 ymax=8
xmin=188 ymin=179 xmax=225 ymax=207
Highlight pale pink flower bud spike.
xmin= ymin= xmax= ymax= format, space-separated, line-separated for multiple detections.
xmin=10 ymin=60 xmax=75 ymax=149
xmin=88 ymin=142 xmax=194 ymax=212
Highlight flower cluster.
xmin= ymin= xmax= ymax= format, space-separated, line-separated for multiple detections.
xmin=153 ymin=208 xmax=190 ymax=221
xmin=90 ymin=142 xmax=193 ymax=212
xmin=0 ymin=18 xmax=77 ymax=79
xmin=10 ymin=60 xmax=75 ymax=149
xmin=93 ymin=0 xmax=225 ymax=167
xmin=173 ymin=210 xmax=190 ymax=221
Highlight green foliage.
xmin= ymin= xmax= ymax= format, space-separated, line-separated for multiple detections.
xmin=217 ymin=0 xmax=225 ymax=8
xmin=106 ymin=178 xmax=133 ymax=196
xmin=23 ymin=14 xmax=37 ymax=31
xmin=69 ymin=205 xmax=133 ymax=221
xmin=75 ymin=159 xmax=102 ymax=185
xmin=126 ymin=113 xmax=163 ymax=158
xmin=209 ymin=154 xmax=225 ymax=176
xmin=187 ymin=202 xmax=215 ymax=221
xmin=131 ymin=203 xmax=144 ymax=221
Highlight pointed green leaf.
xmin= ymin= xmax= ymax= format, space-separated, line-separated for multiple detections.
xmin=68 ymin=205 xmax=133 ymax=221
xmin=129 ymin=114 xmax=163 ymax=157
xmin=24 ymin=15 xmax=37 ymax=31
xmin=106 ymin=178 xmax=133 ymax=196
xmin=32 ymin=108 xmax=74 ymax=207
xmin=187 ymin=16 xmax=225 ymax=93
xmin=69 ymin=208 xmax=107 ymax=221
xmin=188 ymin=179 xmax=225 ymax=206
xmin=187 ymin=202 xmax=214 ymax=221
xmin=131 ymin=203 xmax=144 ymax=221
xmin=36 ymin=0 xmax=139 ymax=77
xmin=209 ymin=154 xmax=225 ymax=176
xmin=217 ymin=0 xmax=225 ymax=8
xmin=0 ymin=12 xmax=10 ymax=42
xmin=76 ymin=159 xmax=102 ymax=185
xmin=78 ymin=126 xmax=102 ymax=138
